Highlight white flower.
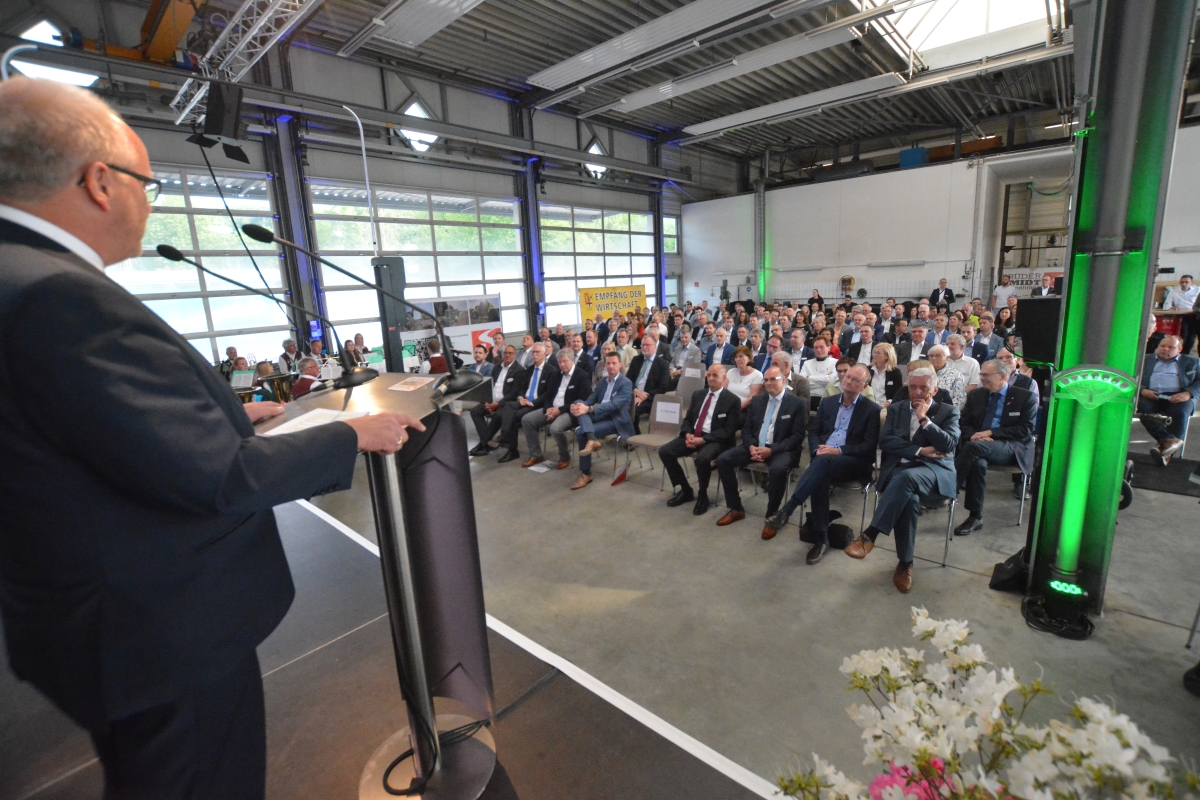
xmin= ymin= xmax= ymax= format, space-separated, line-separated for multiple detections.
xmin=812 ymin=754 xmax=867 ymax=800
xmin=879 ymin=785 xmax=917 ymax=800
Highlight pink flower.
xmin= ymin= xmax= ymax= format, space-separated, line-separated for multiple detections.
xmin=868 ymin=761 xmax=947 ymax=800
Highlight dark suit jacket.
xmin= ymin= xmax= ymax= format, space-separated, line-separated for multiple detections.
xmin=626 ymin=354 xmax=670 ymax=399
xmin=882 ymin=330 xmax=910 ymax=345
xmin=967 ymin=339 xmax=990 ymax=362
xmin=1030 ymin=286 xmax=1059 ymax=296
xmin=959 ymin=385 xmax=1038 ymax=472
xmin=844 ymin=341 xmax=878 ymax=363
xmin=892 ymin=384 xmax=953 ymax=406
xmin=930 ymin=287 xmax=955 ymax=306
xmin=0 ymin=219 xmax=360 ymax=728
xmin=492 ymin=361 xmax=527 ymax=405
xmin=514 ymin=360 xmax=557 ymax=406
xmin=738 ymin=391 xmax=806 ymax=454
xmin=879 ymin=400 xmax=961 ymax=498
xmin=895 ymin=339 xmax=930 ymax=364
xmin=680 ymin=387 xmax=742 ymax=448
xmin=704 ymin=342 xmax=735 ymax=367
xmin=752 ymin=352 xmax=774 ymax=373
xmin=538 ymin=365 xmax=592 ymax=414
xmin=808 ymin=394 xmax=882 ymax=462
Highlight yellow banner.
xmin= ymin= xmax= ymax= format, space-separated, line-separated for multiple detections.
xmin=578 ymin=285 xmax=647 ymax=320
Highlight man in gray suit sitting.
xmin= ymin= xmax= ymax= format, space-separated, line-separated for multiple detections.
xmin=844 ymin=367 xmax=960 ymax=594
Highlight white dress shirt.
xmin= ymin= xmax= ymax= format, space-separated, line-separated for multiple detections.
xmin=697 ymin=388 xmax=723 ymax=434
xmin=757 ymin=392 xmax=784 ymax=446
xmin=0 ymin=204 xmax=104 ymax=270
xmin=1164 ymin=284 xmax=1200 ymax=311
xmin=947 ymin=354 xmax=981 ymax=387
xmin=552 ymin=367 xmax=573 ymax=408
xmin=492 ymin=363 xmax=511 ymax=403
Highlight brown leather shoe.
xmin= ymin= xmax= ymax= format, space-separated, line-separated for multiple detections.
xmin=570 ymin=474 xmax=593 ymax=490
xmin=761 ymin=524 xmax=777 ymax=540
xmin=716 ymin=510 xmax=745 ymax=527
xmin=844 ymin=535 xmax=875 ymax=559
xmin=580 ymin=439 xmax=604 ymax=455
xmin=522 ymin=456 xmax=545 ymax=468
xmin=893 ymin=563 xmax=914 ymax=593
xmin=556 ymin=460 xmax=571 ymax=470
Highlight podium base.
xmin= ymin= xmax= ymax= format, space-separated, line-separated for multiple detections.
xmin=359 ymin=699 xmax=496 ymax=800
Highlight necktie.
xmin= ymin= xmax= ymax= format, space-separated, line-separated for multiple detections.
xmin=694 ymin=392 xmax=715 ymax=437
xmin=984 ymin=392 xmax=1001 ymax=429
xmin=527 ymin=366 xmax=540 ymax=400
xmin=758 ymin=396 xmax=777 ymax=447
xmin=637 ymin=359 xmax=650 ymax=388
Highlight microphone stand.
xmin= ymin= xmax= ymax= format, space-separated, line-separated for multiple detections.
xmin=155 ymin=244 xmax=377 ymax=408
xmin=240 ymin=224 xmax=484 ymax=400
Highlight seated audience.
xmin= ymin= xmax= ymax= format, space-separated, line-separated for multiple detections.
xmin=892 ymin=360 xmax=954 ymax=406
xmin=550 ymin=323 xmax=568 ymax=348
xmin=883 ymin=318 xmax=909 ymax=345
xmin=754 ymin=335 xmax=782 ymax=373
xmin=570 ymin=333 xmax=593 ymax=375
xmin=309 ymin=339 xmax=327 ymax=362
xmin=926 ymin=344 xmax=968 ymax=409
xmin=715 ymin=367 xmax=806 ymax=532
xmin=799 ymin=338 xmax=838 ymax=400
xmin=253 ymin=361 xmax=278 ymax=402
xmin=497 ymin=343 xmax=556 ymax=463
xmin=995 ymin=347 xmax=1038 ymax=405
xmin=521 ymin=349 xmax=591 ymax=470
xmin=658 ymin=364 xmax=742 ymax=515
xmin=771 ymin=351 xmax=811 ymax=410
xmin=844 ymin=367 xmax=960 ymax=594
xmin=515 ymin=333 xmax=538 ymax=368
xmin=764 ymin=364 xmax=880 ymax=562
xmin=292 ymin=356 xmax=323 ymax=398
xmin=976 ymin=313 xmax=1004 ymax=359
xmin=725 ymin=346 xmax=764 ymax=410
xmin=897 ymin=323 xmax=929 ymax=365
xmin=704 ymin=327 xmax=735 ymax=367
xmin=217 ymin=346 xmax=238 ymax=381
xmin=571 ymin=353 xmax=635 ymax=489
xmin=844 ymin=323 xmax=876 ymax=364
xmin=869 ymin=343 xmax=903 ymax=406
xmin=469 ymin=345 xmax=525 ymax=456
xmin=959 ymin=324 xmax=990 ymax=362
xmin=945 ymin=334 xmax=981 ymax=390
xmin=670 ymin=329 xmax=702 ymax=388
xmin=468 ymin=344 xmax=494 ymax=375
xmin=614 ymin=329 xmax=637 ymax=370
xmin=538 ymin=326 xmax=560 ymax=356
xmin=628 ymin=335 xmax=671 ymax=432
xmin=1137 ymin=335 xmax=1200 ymax=466
xmin=278 ymin=339 xmax=300 ymax=373
xmin=488 ymin=332 xmax=507 ymax=365
xmin=824 ymin=357 xmax=877 ymax=402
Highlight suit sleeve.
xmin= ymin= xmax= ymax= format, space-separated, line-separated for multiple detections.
xmin=703 ymin=394 xmax=741 ymax=444
xmin=959 ymin=390 xmax=984 ymax=441
xmin=7 ymin=273 xmax=359 ymax=517
xmin=592 ymin=377 xmax=631 ymax=417
xmin=808 ymin=400 xmax=829 ymax=451
xmin=648 ymin=360 xmax=670 ymax=395
xmin=839 ymin=402 xmax=880 ymax=460
xmin=879 ymin=406 xmax=913 ymax=459
xmin=500 ymin=364 xmax=526 ymax=402
xmin=772 ymin=397 xmax=806 ymax=454
xmin=921 ymin=406 xmax=960 ymax=455
xmin=1185 ymin=360 xmax=1200 ymax=399
xmin=992 ymin=390 xmax=1037 ymax=442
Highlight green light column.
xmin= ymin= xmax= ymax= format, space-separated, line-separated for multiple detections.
xmin=1029 ymin=0 xmax=1196 ymax=613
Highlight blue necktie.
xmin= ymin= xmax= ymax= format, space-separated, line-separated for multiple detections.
xmin=527 ymin=366 xmax=540 ymax=400
xmin=984 ymin=392 xmax=1001 ymax=430
xmin=758 ymin=396 xmax=778 ymax=447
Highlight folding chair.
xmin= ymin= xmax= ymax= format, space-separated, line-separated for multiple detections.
xmin=990 ymin=463 xmax=1032 ymax=526
xmin=918 ymin=495 xmax=958 ymax=567
xmin=625 ymin=395 xmax=684 ymax=491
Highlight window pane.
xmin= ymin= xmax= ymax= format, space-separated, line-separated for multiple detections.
xmin=538 ymin=203 xmax=572 ymax=228
xmin=143 ymin=212 xmax=193 ymax=251
xmin=544 ymin=280 xmax=577 ymax=303
xmin=605 ymin=256 xmax=631 ymax=276
xmin=480 ymin=227 xmax=520 ymax=252
xmin=541 ymin=229 xmax=574 ymax=252
xmin=324 ymin=289 xmax=379 ymax=321
xmin=406 ymin=286 xmax=438 ymax=299
xmin=543 ymin=255 xmax=574 ymax=278
xmin=631 ymin=256 xmax=656 ymax=275
xmin=376 ymin=189 xmax=430 ymax=219
xmin=437 ymin=256 xmax=482 ymax=282
xmin=574 ymin=208 xmax=602 ymax=229
xmin=434 ymin=225 xmax=480 ymax=251
xmin=346 ymin=323 xmax=385 ymax=352
xmin=109 ymin=256 xmax=200 ymax=293
xmin=501 ymin=308 xmax=527 ymax=333
xmin=189 ymin=338 xmax=215 ymax=361
xmin=440 ymin=284 xmax=484 ymax=297
xmin=194 ymin=215 xmax=275 ymax=251
xmin=403 ymin=255 xmax=436 ymax=283
xmin=153 ymin=171 xmax=186 ymax=208
xmin=215 ymin=331 xmax=292 ymax=365
xmin=431 ymin=195 xmax=477 ymax=222
xmin=487 ymin=282 xmax=525 ymax=308
xmin=189 ymin=176 xmax=272 ymax=212
xmin=318 ymin=255 xmax=377 ymax=288
xmin=576 ymin=255 xmax=604 ymax=276
xmin=604 ymin=233 xmax=630 ymax=253
xmin=630 ymin=234 xmax=655 ymax=254
xmin=630 ymin=212 xmax=654 ymax=233
xmin=545 ymin=304 xmax=579 ymax=327
xmin=314 ymin=219 xmax=375 ymax=251
xmin=144 ymin=298 xmax=207 ymax=333
xmin=663 ymin=236 xmax=678 ymax=254
xmin=201 ymin=255 xmax=284 ymax=290
xmin=380 ymin=222 xmax=433 ymax=251
xmin=209 ymin=293 xmax=290 ymax=331
xmin=484 ymin=256 xmax=524 ymax=280
xmin=574 ymin=230 xmax=603 ymax=252
xmin=479 ymin=199 xmax=518 ymax=224
xmin=663 ymin=217 xmax=678 ymax=236
xmin=628 ymin=277 xmax=655 ymax=296
xmin=602 ymin=211 xmax=629 ymax=231
xmin=577 ymin=278 xmax=605 ymax=289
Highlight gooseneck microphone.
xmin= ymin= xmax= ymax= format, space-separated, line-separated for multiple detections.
xmin=239 ymin=224 xmax=485 ymax=399
xmin=156 ymin=244 xmax=378 ymax=401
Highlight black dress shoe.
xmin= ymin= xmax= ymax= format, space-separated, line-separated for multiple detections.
xmin=764 ymin=510 xmax=791 ymax=530
xmin=666 ymin=488 xmax=695 ymax=507
xmin=692 ymin=494 xmax=710 ymax=516
xmin=954 ymin=515 xmax=983 ymax=536
xmin=806 ymin=543 xmax=829 ymax=565
xmin=497 ymin=450 xmax=521 ymax=463
xmin=1184 ymin=661 xmax=1200 ymax=698
xmin=469 ymin=444 xmax=490 ymax=456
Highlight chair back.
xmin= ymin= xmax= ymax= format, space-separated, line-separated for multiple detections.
xmin=675 ymin=371 xmax=705 ymax=403
xmin=647 ymin=394 xmax=684 ymax=438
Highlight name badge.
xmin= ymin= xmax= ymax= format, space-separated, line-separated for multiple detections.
xmin=717 ymin=413 xmax=727 ymax=418
xmin=780 ymin=414 xmax=792 ymax=420
xmin=1008 ymin=411 xmax=1020 ymax=416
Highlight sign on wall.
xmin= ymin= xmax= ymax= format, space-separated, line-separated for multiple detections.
xmin=397 ymin=295 xmax=501 ymax=370
xmin=578 ymin=285 xmax=647 ymax=319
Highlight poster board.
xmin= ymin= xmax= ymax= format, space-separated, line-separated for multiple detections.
xmin=396 ymin=295 xmax=502 ymax=371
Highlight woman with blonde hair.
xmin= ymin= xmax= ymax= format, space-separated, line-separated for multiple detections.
xmin=869 ymin=343 xmax=903 ymax=406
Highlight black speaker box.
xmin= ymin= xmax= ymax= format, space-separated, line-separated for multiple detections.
xmin=203 ymin=83 xmax=243 ymax=145
xmin=1016 ymin=297 xmax=1062 ymax=365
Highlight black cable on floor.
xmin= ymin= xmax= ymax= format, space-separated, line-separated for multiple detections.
xmin=1022 ymin=594 xmax=1095 ymax=639
xmin=382 ymin=720 xmax=489 ymax=796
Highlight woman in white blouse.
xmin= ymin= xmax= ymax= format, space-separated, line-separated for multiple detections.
xmin=927 ymin=344 xmax=968 ymax=409
xmin=869 ymin=343 xmax=903 ymax=407
xmin=724 ymin=345 xmax=764 ymax=410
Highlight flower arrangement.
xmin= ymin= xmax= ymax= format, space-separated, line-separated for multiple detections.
xmin=779 ymin=608 xmax=1196 ymax=800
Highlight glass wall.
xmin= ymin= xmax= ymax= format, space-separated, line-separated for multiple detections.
xmin=308 ymin=180 xmax=528 ymax=345
xmin=537 ymin=202 xmax=657 ymax=328
xmin=109 ymin=166 xmax=289 ymax=364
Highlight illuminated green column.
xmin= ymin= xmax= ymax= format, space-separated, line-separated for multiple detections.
xmin=1029 ymin=0 xmax=1196 ymax=617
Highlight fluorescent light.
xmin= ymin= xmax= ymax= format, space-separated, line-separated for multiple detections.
xmin=10 ymin=61 xmax=98 ymax=87
xmin=868 ymin=260 xmax=925 ymax=268
xmin=1045 ymin=121 xmax=1078 ymax=130
xmin=363 ymin=0 xmax=487 ymax=51
xmin=20 ymin=20 xmax=63 ymax=46
xmin=683 ymin=72 xmax=905 ymax=136
xmin=527 ymin=0 xmax=781 ymax=90
xmin=774 ymin=266 xmax=825 ymax=272
xmin=534 ymin=85 xmax=586 ymax=110
xmin=596 ymin=27 xmax=858 ymax=116
xmin=1169 ymin=246 xmax=1200 ymax=254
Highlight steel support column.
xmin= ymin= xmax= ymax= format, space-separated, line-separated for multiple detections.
xmin=269 ymin=114 xmax=325 ymax=343
xmin=1027 ymin=0 xmax=1196 ymax=622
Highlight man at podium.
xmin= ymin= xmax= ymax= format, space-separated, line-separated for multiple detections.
xmin=0 ymin=78 xmax=424 ymax=799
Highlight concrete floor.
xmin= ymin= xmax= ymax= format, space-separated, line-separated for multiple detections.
xmin=309 ymin=413 xmax=1200 ymax=785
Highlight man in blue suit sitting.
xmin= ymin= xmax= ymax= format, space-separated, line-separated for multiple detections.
xmin=1138 ymin=335 xmax=1200 ymax=466
xmin=704 ymin=326 xmax=735 ymax=368
xmin=570 ymin=352 xmax=635 ymax=489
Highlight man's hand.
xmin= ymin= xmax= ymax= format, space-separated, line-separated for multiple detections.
xmin=670 ymin=369 xmax=681 ymax=378
xmin=1140 ymin=389 xmax=1159 ymax=401
xmin=484 ymin=401 xmax=499 ymax=413
xmin=245 ymin=401 xmax=286 ymax=423
xmin=749 ymin=445 xmax=773 ymax=462
xmin=634 ymin=389 xmax=649 ymax=403
xmin=570 ymin=401 xmax=590 ymax=418
xmin=970 ymin=430 xmax=994 ymax=442
xmin=546 ymin=407 xmax=560 ymax=421
xmin=342 ymin=413 xmax=427 ymax=454
xmin=684 ymin=433 xmax=703 ymax=449
xmin=519 ymin=396 xmax=533 ymax=407
xmin=912 ymin=397 xmax=931 ymax=421
xmin=1170 ymin=391 xmax=1192 ymax=404
xmin=917 ymin=446 xmax=947 ymax=459
xmin=815 ymin=444 xmax=841 ymax=456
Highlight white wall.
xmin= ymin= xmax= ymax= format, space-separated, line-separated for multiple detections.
xmin=680 ymin=194 xmax=754 ymax=304
xmin=1158 ymin=125 xmax=1200 ymax=277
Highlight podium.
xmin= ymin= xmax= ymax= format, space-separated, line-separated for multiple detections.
xmin=258 ymin=372 xmax=496 ymax=799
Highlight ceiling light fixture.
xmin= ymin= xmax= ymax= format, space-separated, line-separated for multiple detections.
xmin=338 ymin=0 xmax=487 ymax=56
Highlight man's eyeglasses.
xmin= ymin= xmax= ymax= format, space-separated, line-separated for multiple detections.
xmin=79 ymin=164 xmax=163 ymax=203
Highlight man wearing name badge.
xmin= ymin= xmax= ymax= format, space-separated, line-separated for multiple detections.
xmin=571 ymin=352 xmax=635 ymax=490
xmin=952 ymin=360 xmax=1038 ymax=536
xmin=658 ymin=363 xmax=742 ymax=516
xmin=704 ymin=326 xmax=735 ymax=368
xmin=497 ymin=342 xmax=556 ymax=463
xmin=1137 ymin=335 xmax=1200 ymax=466
xmin=844 ymin=324 xmax=876 ymax=365
xmin=627 ymin=335 xmax=670 ymax=434
xmin=669 ymin=328 xmax=701 ymax=390
xmin=469 ymin=344 xmax=525 ymax=455
xmin=930 ymin=278 xmax=955 ymax=307
xmin=521 ymin=349 xmax=591 ymax=470
xmin=714 ymin=367 xmax=805 ymax=533
xmin=0 ymin=77 xmax=424 ymax=799
xmin=1162 ymin=275 xmax=1200 ymax=356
